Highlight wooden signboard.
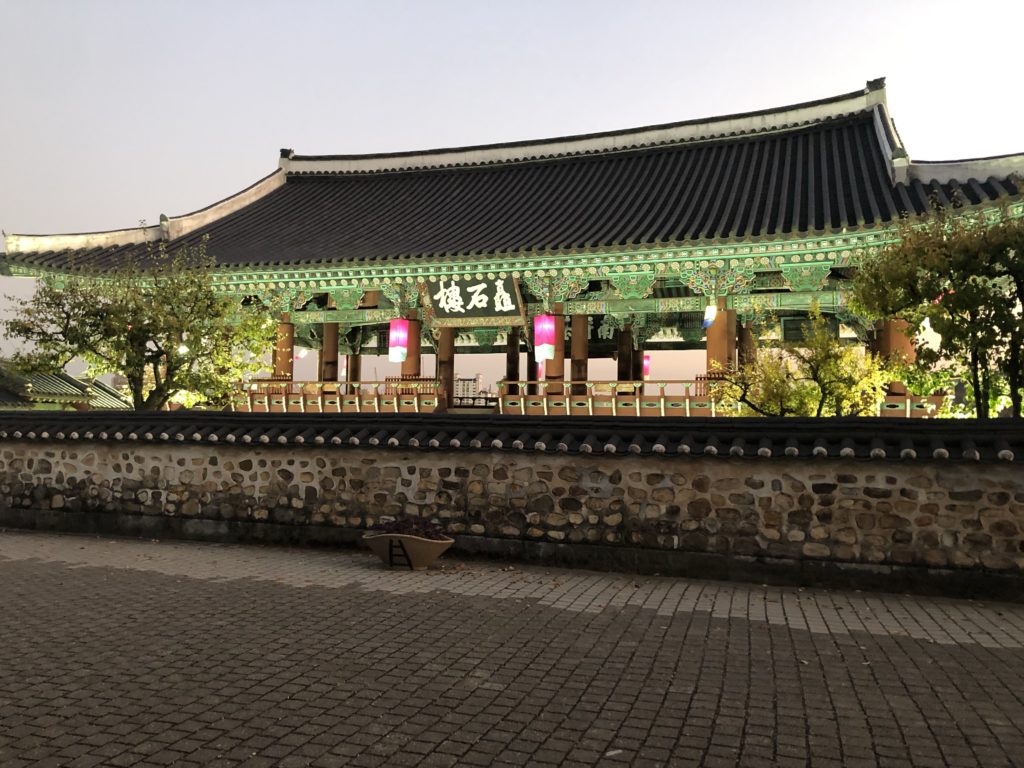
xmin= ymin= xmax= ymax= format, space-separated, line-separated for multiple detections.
xmin=428 ymin=276 xmax=526 ymax=327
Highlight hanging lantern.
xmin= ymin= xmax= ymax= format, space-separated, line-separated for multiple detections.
xmin=388 ymin=318 xmax=410 ymax=362
xmin=534 ymin=314 xmax=556 ymax=362
xmin=643 ymin=354 xmax=651 ymax=381
xmin=702 ymin=300 xmax=718 ymax=329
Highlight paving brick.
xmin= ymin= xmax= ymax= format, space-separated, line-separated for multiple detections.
xmin=1 ymin=531 xmax=1023 ymax=766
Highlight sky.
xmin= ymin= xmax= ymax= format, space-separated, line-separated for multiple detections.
xmin=1 ymin=0 xmax=1022 ymax=383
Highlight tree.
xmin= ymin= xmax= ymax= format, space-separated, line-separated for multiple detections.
xmin=3 ymin=239 xmax=275 ymax=410
xmin=851 ymin=201 xmax=1024 ymax=418
xmin=712 ymin=307 xmax=892 ymax=417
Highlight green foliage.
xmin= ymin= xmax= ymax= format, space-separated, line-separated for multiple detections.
xmin=851 ymin=202 xmax=1024 ymax=418
xmin=712 ymin=307 xmax=893 ymax=417
xmin=712 ymin=347 xmax=819 ymax=417
xmin=3 ymin=239 xmax=275 ymax=410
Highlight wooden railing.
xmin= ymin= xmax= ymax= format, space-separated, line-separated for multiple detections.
xmin=879 ymin=394 xmax=945 ymax=418
xmin=497 ymin=380 xmax=944 ymax=419
xmin=497 ymin=379 xmax=719 ymax=417
xmin=233 ymin=379 xmax=442 ymax=414
xmin=231 ymin=379 xmax=944 ymax=418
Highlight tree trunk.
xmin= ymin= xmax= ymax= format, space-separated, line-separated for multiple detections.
xmin=1009 ymin=335 xmax=1022 ymax=418
xmin=970 ymin=347 xmax=988 ymax=419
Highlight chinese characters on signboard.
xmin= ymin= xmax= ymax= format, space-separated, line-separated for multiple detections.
xmin=429 ymin=276 xmax=525 ymax=326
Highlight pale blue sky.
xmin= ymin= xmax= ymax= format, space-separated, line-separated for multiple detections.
xmin=1 ymin=0 xmax=1022 ymax=236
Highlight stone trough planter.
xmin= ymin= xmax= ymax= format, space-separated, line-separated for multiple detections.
xmin=364 ymin=533 xmax=454 ymax=571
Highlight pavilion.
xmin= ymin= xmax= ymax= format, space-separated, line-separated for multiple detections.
xmin=3 ymin=79 xmax=1023 ymax=416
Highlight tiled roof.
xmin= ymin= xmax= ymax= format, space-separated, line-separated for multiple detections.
xmin=0 ymin=412 xmax=1019 ymax=462
xmin=24 ymin=372 xmax=89 ymax=400
xmin=4 ymin=81 xmax=1021 ymax=274
xmin=0 ymin=366 xmax=86 ymax=403
xmin=0 ymin=366 xmax=131 ymax=410
xmin=82 ymin=379 xmax=133 ymax=410
xmin=0 ymin=388 xmax=26 ymax=409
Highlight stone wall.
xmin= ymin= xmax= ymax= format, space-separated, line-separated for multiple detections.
xmin=2 ymin=439 xmax=1023 ymax=595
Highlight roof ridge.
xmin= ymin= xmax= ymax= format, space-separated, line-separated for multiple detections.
xmin=281 ymin=80 xmax=889 ymax=176
xmin=286 ymin=111 xmax=880 ymax=178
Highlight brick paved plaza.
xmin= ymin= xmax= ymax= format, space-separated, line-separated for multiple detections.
xmin=1 ymin=532 xmax=1023 ymax=767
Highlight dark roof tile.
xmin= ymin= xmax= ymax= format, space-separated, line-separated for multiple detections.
xmin=8 ymin=111 xmax=1020 ymax=273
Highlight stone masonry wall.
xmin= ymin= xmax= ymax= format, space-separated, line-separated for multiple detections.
xmin=1 ymin=440 xmax=1023 ymax=580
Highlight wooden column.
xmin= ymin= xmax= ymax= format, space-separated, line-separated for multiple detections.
xmin=631 ymin=342 xmax=645 ymax=381
xmin=872 ymin=319 xmax=917 ymax=395
xmin=401 ymin=318 xmax=421 ymax=378
xmin=437 ymin=327 xmax=455 ymax=410
xmin=345 ymin=349 xmax=361 ymax=386
xmin=527 ymin=358 xmax=540 ymax=395
xmin=545 ymin=306 xmax=565 ymax=394
xmin=706 ymin=297 xmax=737 ymax=373
xmin=570 ymin=314 xmax=588 ymax=396
xmin=873 ymin=320 xmax=916 ymax=363
xmin=505 ymin=326 xmax=521 ymax=395
xmin=617 ymin=325 xmax=634 ymax=383
xmin=320 ymin=323 xmax=340 ymax=381
xmin=737 ymin=321 xmax=756 ymax=367
xmin=344 ymin=290 xmax=378 ymax=390
xmin=527 ymin=319 xmax=540 ymax=395
xmin=273 ymin=317 xmax=295 ymax=380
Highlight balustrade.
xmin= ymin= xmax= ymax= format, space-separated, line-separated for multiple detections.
xmin=233 ymin=379 xmax=442 ymax=414
xmin=232 ymin=378 xmax=943 ymax=418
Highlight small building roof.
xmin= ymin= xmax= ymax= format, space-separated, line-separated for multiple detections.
xmin=0 ymin=365 xmax=132 ymax=410
xmin=4 ymin=79 xmax=1022 ymax=274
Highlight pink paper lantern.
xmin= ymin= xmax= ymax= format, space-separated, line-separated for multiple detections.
xmin=643 ymin=354 xmax=651 ymax=380
xmin=388 ymin=318 xmax=410 ymax=362
xmin=534 ymin=314 xmax=556 ymax=362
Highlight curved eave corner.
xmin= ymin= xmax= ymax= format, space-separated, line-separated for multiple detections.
xmin=908 ymin=153 xmax=1024 ymax=186
xmin=2 ymin=168 xmax=286 ymax=258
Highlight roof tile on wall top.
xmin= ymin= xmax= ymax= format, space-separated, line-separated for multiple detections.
xmin=0 ymin=412 xmax=1020 ymax=463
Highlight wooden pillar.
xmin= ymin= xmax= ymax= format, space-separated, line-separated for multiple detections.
xmin=505 ymin=326 xmax=521 ymax=395
xmin=545 ymin=306 xmax=565 ymax=394
xmin=527 ymin=358 xmax=540 ymax=395
xmin=527 ymin=319 xmax=540 ymax=395
xmin=345 ymin=351 xmax=361 ymax=386
xmin=873 ymin=320 xmax=916 ymax=363
xmin=320 ymin=323 xmax=340 ymax=381
xmin=273 ymin=317 xmax=295 ymax=380
xmin=570 ymin=314 xmax=588 ymax=396
xmin=343 ymin=290 xmax=377 ymax=391
xmin=401 ymin=318 xmax=421 ymax=378
xmin=872 ymin=319 xmax=917 ymax=395
xmin=437 ymin=327 xmax=455 ymax=410
xmin=617 ymin=325 xmax=634 ymax=383
xmin=737 ymin=321 xmax=756 ymax=367
xmin=706 ymin=297 xmax=736 ymax=373
xmin=631 ymin=342 xmax=645 ymax=382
